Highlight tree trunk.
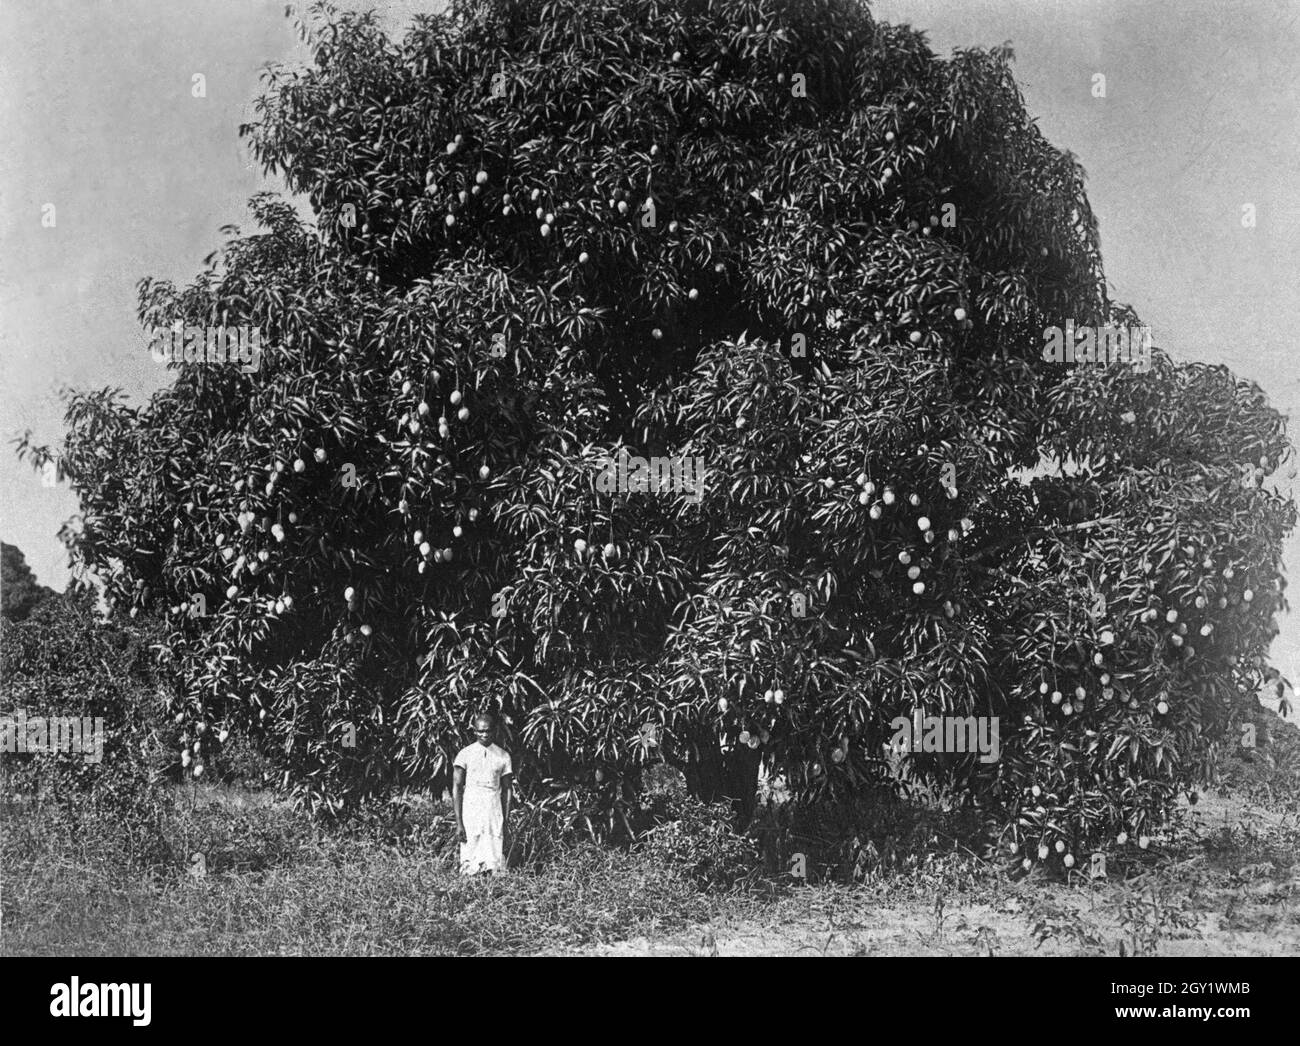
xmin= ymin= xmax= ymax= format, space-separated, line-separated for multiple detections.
xmin=682 ymin=742 xmax=725 ymax=803
xmin=724 ymin=743 xmax=762 ymax=831
xmin=682 ymin=738 xmax=761 ymax=830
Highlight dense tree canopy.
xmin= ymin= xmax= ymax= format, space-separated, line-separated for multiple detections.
xmin=1 ymin=543 xmax=55 ymax=622
xmin=22 ymin=0 xmax=1295 ymax=862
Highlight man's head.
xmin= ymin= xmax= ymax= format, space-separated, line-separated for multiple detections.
xmin=473 ymin=713 xmax=497 ymax=747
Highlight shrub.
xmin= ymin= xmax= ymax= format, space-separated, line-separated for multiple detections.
xmin=166 ymin=793 xmax=315 ymax=874
xmin=0 ymin=589 xmax=178 ymax=866
xmin=751 ymin=786 xmax=991 ymax=891
xmin=1214 ymin=704 xmax=1300 ymax=814
xmin=1 ymin=542 xmax=55 ymax=622
xmin=637 ymin=794 xmax=761 ymax=890
xmin=211 ymin=732 xmax=276 ymax=789
xmin=325 ymin=785 xmax=632 ymax=872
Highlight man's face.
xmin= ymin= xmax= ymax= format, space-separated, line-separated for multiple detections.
xmin=474 ymin=719 xmax=495 ymax=747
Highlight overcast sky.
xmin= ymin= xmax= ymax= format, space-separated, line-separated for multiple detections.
xmin=2 ymin=0 xmax=1297 ymax=705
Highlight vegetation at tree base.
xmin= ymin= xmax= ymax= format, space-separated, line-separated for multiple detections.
xmin=14 ymin=0 xmax=1296 ymax=869
xmin=1 ymin=542 xmax=56 ymax=622
xmin=0 ymin=587 xmax=180 ymax=865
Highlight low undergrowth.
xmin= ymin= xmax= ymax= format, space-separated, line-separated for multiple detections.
xmin=4 ymin=712 xmax=1296 ymax=956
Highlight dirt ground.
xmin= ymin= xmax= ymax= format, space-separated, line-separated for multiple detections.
xmin=540 ymin=789 xmax=1300 ymax=957
xmin=544 ymin=899 xmax=1298 ymax=957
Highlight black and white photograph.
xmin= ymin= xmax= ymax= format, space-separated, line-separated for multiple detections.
xmin=1 ymin=0 xmax=1296 ymax=1011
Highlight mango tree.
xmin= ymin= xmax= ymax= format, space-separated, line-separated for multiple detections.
xmin=25 ymin=0 xmax=1294 ymax=861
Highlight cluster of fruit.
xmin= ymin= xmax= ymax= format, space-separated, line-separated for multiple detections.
xmin=571 ymin=537 xmax=619 ymax=561
xmin=440 ymin=137 xmax=584 ymax=247
xmin=1013 ymin=835 xmax=1152 ymax=874
xmin=397 ymin=381 xmax=472 ymax=438
xmin=214 ymin=485 xmax=303 ymax=615
xmin=407 ymin=504 xmax=483 ymax=576
xmin=716 ymin=687 xmax=786 ymax=713
xmin=1240 ymin=453 xmax=1283 ymax=489
xmin=1131 ymin=532 xmax=1269 ymax=662
xmin=177 ymin=719 xmax=230 ymax=780
xmin=339 ymin=587 xmax=368 ymax=641
xmin=433 ymin=136 xmax=480 ymax=230
xmin=214 ymin=456 xmax=332 ymax=608
xmin=1035 ymin=679 xmax=1104 ymax=718
xmin=1023 ymin=549 xmax=1266 ymax=722
xmin=715 ymin=686 xmax=790 ymax=750
xmin=876 ymin=112 xmax=908 ymax=187
xmin=430 ymin=121 xmax=728 ymax=342
xmin=1014 ymin=782 xmax=1155 ymax=870
xmin=858 ymin=302 xmax=971 ymax=353
xmin=208 ymin=359 xmax=503 ymax=648
xmin=389 ymin=380 xmax=491 ymax=578
xmin=849 ymin=472 xmax=971 ymax=594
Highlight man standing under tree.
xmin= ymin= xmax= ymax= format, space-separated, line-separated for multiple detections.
xmin=453 ymin=714 xmax=513 ymax=875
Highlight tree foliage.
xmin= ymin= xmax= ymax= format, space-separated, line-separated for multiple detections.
xmin=20 ymin=0 xmax=1295 ymax=860
xmin=1 ymin=542 xmax=55 ymax=622
xmin=0 ymin=587 xmax=175 ymax=808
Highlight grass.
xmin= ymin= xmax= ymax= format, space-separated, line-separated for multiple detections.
xmin=1 ymin=788 xmax=717 ymax=956
xmin=4 ymin=711 xmax=1298 ymax=956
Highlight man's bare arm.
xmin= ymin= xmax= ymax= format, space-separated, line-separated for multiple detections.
xmin=453 ymin=766 xmax=466 ymax=841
